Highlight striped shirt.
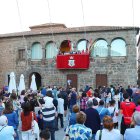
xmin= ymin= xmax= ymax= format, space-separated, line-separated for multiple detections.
xmin=41 ymin=106 xmax=56 ymax=121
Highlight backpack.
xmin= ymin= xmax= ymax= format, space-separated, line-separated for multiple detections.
xmin=111 ymin=108 xmax=115 ymax=117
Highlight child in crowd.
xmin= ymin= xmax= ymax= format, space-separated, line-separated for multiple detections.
xmin=40 ymin=129 xmax=50 ymax=140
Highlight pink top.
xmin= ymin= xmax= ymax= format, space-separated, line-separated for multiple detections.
xmin=136 ymin=105 xmax=140 ymax=112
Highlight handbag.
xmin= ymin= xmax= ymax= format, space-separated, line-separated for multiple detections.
xmin=99 ymin=130 xmax=102 ymax=140
xmin=31 ymin=112 xmax=40 ymax=140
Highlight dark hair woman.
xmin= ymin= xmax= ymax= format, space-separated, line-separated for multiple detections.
xmin=21 ymin=101 xmax=38 ymax=140
xmin=95 ymin=116 xmax=121 ymax=140
xmin=3 ymin=100 xmax=19 ymax=140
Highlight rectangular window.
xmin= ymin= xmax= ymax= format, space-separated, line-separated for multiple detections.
xmin=18 ymin=49 xmax=25 ymax=60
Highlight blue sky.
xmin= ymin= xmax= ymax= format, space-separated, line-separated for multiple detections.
xmin=0 ymin=0 xmax=139 ymax=34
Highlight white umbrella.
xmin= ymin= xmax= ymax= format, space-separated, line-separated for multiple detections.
xmin=8 ymin=72 xmax=17 ymax=93
xmin=18 ymin=74 xmax=25 ymax=94
xmin=30 ymin=74 xmax=37 ymax=91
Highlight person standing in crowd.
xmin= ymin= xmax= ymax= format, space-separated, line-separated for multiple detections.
xmin=93 ymin=92 xmax=101 ymax=104
xmin=52 ymin=86 xmax=58 ymax=99
xmin=85 ymin=100 xmax=100 ymax=140
xmin=132 ymin=89 xmax=140 ymax=105
xmin=126 ymin=85 xmax=133 ymax=101
xmin=108 ymin=100 xmax=119 ymax=129
xmin=104 ymin=87 xmax=111 ymax=107
xmin=124 ymin=112 xmax=140 ymax=140
xmin=59 ymin=87 xmax=68 ymax=119
xmin=21 ymin=101 xmax=37 ymax=140
xmin=3 ymin=100 xmax=19 ymax=140
xmin=110 ymin=85 xmax=115 ymax=99
xmin=65 ymin=111 xmax=92 ymax=140
xmin=95 ymin=116 xmax=121 ymax=140
xmin=69 ymin=105 xmax=80 ymax=126
xmin=57 ymin=93 xmax=64 ymax=129
xmin=92 ymin=98 xmax=99 ymax=109
xmin=40 ymin=91 xmax=56 ymax=140
xmin=41 ymin=85 xmax=47 ymax=97
xmin=96 ymin=100 xmax=110 ymax=129
xmin=120 ymin=93 xmax=136 ymax=135
xmin=69 ymin=88 xmax=77 ymax=113
xmin=10 ymin=93 xmax=21 ymax=117
xmin=43 ymin=90 xmax=54 ymax=107
xmin=0 ymin=115 xmax=16 ymax=140
xmin=0 ymin=98 xmax=4 ymax=115
xmin=135 ymin=99 xmax=140 ymax=112
xmin=113 ymin=91 xmax=120 ymax=109
xmin=19 ymin=90 xmax=26 ymax=104
xmin=80 ymin=91 xmax=88 ymax=112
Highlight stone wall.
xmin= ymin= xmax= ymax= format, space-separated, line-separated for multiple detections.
xmin=0 ymin=29 xmax=138 ymax=90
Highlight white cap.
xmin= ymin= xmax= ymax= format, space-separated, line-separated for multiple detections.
xmin=0 ymin=115 xmax=8 ymax=126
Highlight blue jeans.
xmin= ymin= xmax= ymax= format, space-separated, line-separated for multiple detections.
xmin=92 ymin=134 xmax=96 ymax=140
xmin=14 ymin=129 xmax=19 ymax=140
xmin=43 ymin=120 xmax=55 ymax=140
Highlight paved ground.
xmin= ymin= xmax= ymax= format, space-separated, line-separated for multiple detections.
xmin=55 ymin=116 xmax=69 ymax=140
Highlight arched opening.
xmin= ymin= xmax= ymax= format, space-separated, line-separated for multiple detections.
xmin=60 ymin=40 xmax=72 ymax=53
xmin=29 ymin=72 xmax=41 ymax=90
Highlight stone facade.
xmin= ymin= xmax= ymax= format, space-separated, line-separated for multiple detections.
xmin=0 ymin=24 xmax=139 ymax=90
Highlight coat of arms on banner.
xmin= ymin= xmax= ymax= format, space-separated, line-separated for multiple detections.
xmin=68 ymin=56 xmax=75 ymax=67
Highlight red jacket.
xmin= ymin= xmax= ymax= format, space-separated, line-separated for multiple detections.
xmin=21 ymin=111 xmax=37 ymax=131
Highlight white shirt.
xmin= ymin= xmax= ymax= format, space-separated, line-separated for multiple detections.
xmin=95 ymin=129 xmax=121 ymax=140
xmin=0 ymin=125 xmax=15 ymax=140
xmin=57 ymin=98 xmax=64 ymax=114
xmin=108 ymin=106 xmax=119 ymax=123
xmin=43 ymin=96 xmax=53 ymax=107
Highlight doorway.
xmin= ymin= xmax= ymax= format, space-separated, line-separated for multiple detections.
xmin=67 ymin=74 xmax=78 ymax=90
xmin=96 ymin=74 xmax=107 ymax=88
xmin=29 ymin=72 xmax=41 ymax=90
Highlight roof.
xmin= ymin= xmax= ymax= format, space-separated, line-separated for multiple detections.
xmin=0 ymin=23 xmax=139 ymax=38
xmin=29 ymin=23 xmax=67 ymax=30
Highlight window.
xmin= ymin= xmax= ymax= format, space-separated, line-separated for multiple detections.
xmin=18 ymin=49 xmax=25 ymax=60
xmin=45 ymin=42 xmax=58 ymax=59
xmin=77 ymin=40 xmax=88 ymax=52
xmin=31 ymin=42 xmax=42 ymax=60
xmin=111 ymin=38 xmax=126 ymax=56
xmin=91 ymin=39 xmax=108 ymax=57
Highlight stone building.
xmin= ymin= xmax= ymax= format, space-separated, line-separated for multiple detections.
xmin=0 ymin=23 xmax=139 ymax=90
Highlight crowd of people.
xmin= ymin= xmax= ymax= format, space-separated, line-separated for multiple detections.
xmin=0 ymin=84 xmax=140 ymax=140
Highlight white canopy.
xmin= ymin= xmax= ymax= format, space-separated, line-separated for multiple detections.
xmin=30 ymin=74 xmax=37 ymax=91
xmin=8 ymin=72 xmax=17 ymax=93
xmin=18 ymin=74 xmax=25 ymax=94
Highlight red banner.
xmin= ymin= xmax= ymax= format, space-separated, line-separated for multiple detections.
xmin=56 ymin=54 xmax=90 ymax=69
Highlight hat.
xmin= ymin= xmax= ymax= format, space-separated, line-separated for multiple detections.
xmin=0 ymin=115 xmax=8 ymax=126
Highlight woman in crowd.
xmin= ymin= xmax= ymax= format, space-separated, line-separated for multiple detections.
xmin=19 ymin=90 xmax=26 ymax=104
xmin=108 ymin=100 xmax=119 ymax=128
xmin=0 ymin=115 xmax=16 ymax=140
xmin=124 ymin=111 xmax=140 ymax=140
xmin=80 ymin=91 xmax=88 ymax=112
xmin=65 ymin=111 xmax=92 ymax=140
xmin=96 ymin=100 xmax=110 ymax=129
xmin=10 ymin=93 xmax=21 ymax=117
xmin=95 ymin=116 xmax=121 ymax=140
xmin=69 ymin=104 xmax=80 ymax=126
xmin=3 ymin=100 xmax=19 ymax=140
xmin=21 ymin=101 xmax=37 ymax=140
